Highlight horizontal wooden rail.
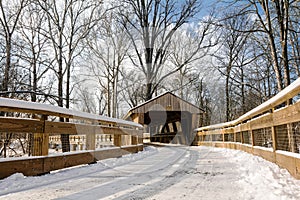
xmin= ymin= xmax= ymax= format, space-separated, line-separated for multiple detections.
xmin=0 ymin=97 xmax=143 ymax=128
xmin=0 ymin=145 xmax=143 ymax=179
xmin=194 ymin=78 xmax=300 ymax=179
xmin=196 ymin=78 xmax=300 ymax=131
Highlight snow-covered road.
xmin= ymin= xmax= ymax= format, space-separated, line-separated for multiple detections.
xmin=1 ymin=146 xmax=300 ymax=200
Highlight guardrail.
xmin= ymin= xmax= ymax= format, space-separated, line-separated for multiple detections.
xmin=0 ymin=98 xmax=143 ymax=179
xmin=194 ymin=78 xmax=300 ymax=179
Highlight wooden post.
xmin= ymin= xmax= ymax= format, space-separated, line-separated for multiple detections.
xmin=287 ymin=123 xmax=296 ymax=152
xmin=250 ymin=129 xmax=255 ymax=146
xmin=86 ymin=133 xmax=95 ymax=150
xmin=271 ymin=126 xmax=277 ymax=152
xmin=114 ymin=134 xmax=122 ymax=147
xmin=131 ymin=136 xmax=138 ymax=145
xmin=32 ymin=115 xmax=49 ymax=156
xmin=126 ymin=135 xmax=131 ymax=146
xmin=241 ymin=132 xmax=244 ymax=144
xmin=270 ymin=109 xmax=277 ymax=152
xmin=138 ymin=136 xmax=143 ymax=144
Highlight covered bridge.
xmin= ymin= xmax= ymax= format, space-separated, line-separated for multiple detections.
xmin=124 ymin=92 xmax=203 ymax=145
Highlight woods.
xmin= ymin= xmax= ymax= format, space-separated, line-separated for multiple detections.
xmin=0 ymin=0 xmax=299 ymax=156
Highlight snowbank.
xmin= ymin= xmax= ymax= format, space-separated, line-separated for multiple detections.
xmin=218 ymin=147 xmax=300 ymax=200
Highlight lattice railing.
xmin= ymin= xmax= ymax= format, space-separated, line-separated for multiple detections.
xmin=194 ymin=78 xmax=300 ymax=179
xmin=0 ymin=98 xmax=143 ymax=157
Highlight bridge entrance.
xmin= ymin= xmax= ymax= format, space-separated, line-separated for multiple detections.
xmin=124 ymin=92 xmax=203 ymax=145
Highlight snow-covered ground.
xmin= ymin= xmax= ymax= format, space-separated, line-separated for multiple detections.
xmin=1 ymin=146 xmax=300 ymax=200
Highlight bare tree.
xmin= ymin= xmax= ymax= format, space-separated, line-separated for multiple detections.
xmin=226 ymin=0 xmax=299 ymax=90
xmin=168 ymin=22 xmax=217 ymax=100
xmin=38 ymin=0 xmax=103 ymax=152
xmin=0 ymin=0 xmax=28 ymax=95
xmin=86 ymin=10 xmax=130 ymax=117
xmin=17 ymin=1 xmax=52 ymax=102
xmin=288 ymin=2 xmax=300 ymax=77
xmin=215 ymin=13 xmax=252 ymax=121
xmin=120 ymin=69 xmax=144 ymax=108
xmin=253 ymin=0 xmax=284 ymax=90
xmin=119 ymin=0 xmax=203 ymax=100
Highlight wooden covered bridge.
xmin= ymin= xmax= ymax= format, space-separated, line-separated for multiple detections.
xmin=124 ymin=92 xmax=203 ymax=145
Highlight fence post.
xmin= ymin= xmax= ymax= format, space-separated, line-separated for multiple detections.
xmin=250 ymin=129 xmax=255 ymax=147
xmin=234 ymin=132 xmax=237 ymax=142
xmin=32 ymin=115 xmax=49 ymax=156
xmin=286 ymin=100 xmax=296 ymax=152
xmin=269 ymin=109 xmax=277 ymax=152
xmin=131 ymin=135 xmax=138 ymax=145
xmin=114 ymin=134 xmax=122 ymax=147
xmin=138 ymin=135 xmax=143 ymax=144
xmin=271 ymin=126 xmax=277 ymax=151
xmin=86 ymin=130 xmax=96 ymax=150
xmin=241 ymin=131 xmax=244 ymax=144
xmin=287 ymin=123 xmax=296 ymax=152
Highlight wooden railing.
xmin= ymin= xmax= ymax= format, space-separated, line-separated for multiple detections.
xmin=0 ymin=98 xmax=143 ymax=179
xmin=194 ymin=78 xmax=300 ymax=179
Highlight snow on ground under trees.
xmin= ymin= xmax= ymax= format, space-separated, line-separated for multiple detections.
xmin=1 ymin=146 xmax=300 ymax=200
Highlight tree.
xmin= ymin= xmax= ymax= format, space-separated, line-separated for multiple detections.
xmin=215 ymin=13 xmax=252 ymax=121
xmin=227 ymin=0 xmax=299 ymax=90
xmin=17 ymin=1 xmax=52 ymax=102
xmin=168 ymin=22 xmax=216 ymax=100
xmin=0 ymin=0 xmax=28 ymax=95
xmin=119 ymin=69 xmax=144 ymax=109
xmin=288 ymin=2 xmax=300 ymax=77
xmin=38 ymin=0 xmax=103 ymax=152
xmin=119 ymin=0 xmax=203 ymax=100
xmin=86 ymin=10 xmax=130 ymax=117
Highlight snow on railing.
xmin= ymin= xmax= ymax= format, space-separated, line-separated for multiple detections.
xmin=0 ymin=97 xmax=143 ymax=129
xmin=196 ymin=77 xmax=300 ymax=132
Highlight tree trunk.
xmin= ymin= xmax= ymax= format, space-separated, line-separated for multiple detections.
xmin=275 ymin=0 xmax=290 ymax=87
xmin=260 ymin=0 xmax=283 ymax=91
xmin=146 ymin=82 xmax=152 ymax=101
xmin=66 ymin=63 xmax=70 ymax=110
xmin=226 ymin=74 xmax=230 ymax=122
xmin=112 ymin=73 xmax=118 ymax=118
xmin=107 ymin=76 xmax=111 ymax=117
xmin=32 ymin=54 xmax=37 ymax=102
xmin=198 ymin=79 xmax=204 ymax=127
xmin=241 ymin=67 xmax=245 ymax=114
xmin=58 ymin=43 xmax=70 ymax=152
xmin=2 ymin=35 xmax=11 ymax=95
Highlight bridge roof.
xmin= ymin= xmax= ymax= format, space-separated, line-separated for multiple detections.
xmin=124 ymin=92 xmax=203 ymax=119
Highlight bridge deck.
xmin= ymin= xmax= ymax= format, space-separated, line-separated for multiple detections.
xmin=1 ymin=146 xmax=300 ymax=199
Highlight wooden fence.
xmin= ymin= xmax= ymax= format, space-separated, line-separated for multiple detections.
xmin=0 ymin=98 xmax=143 ymax=179
xmin=194 ymin=78 xmax=300 ymax=179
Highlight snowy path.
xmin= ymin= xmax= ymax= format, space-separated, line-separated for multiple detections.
xmin=1 ymin=146 xmax=300 ymax=200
